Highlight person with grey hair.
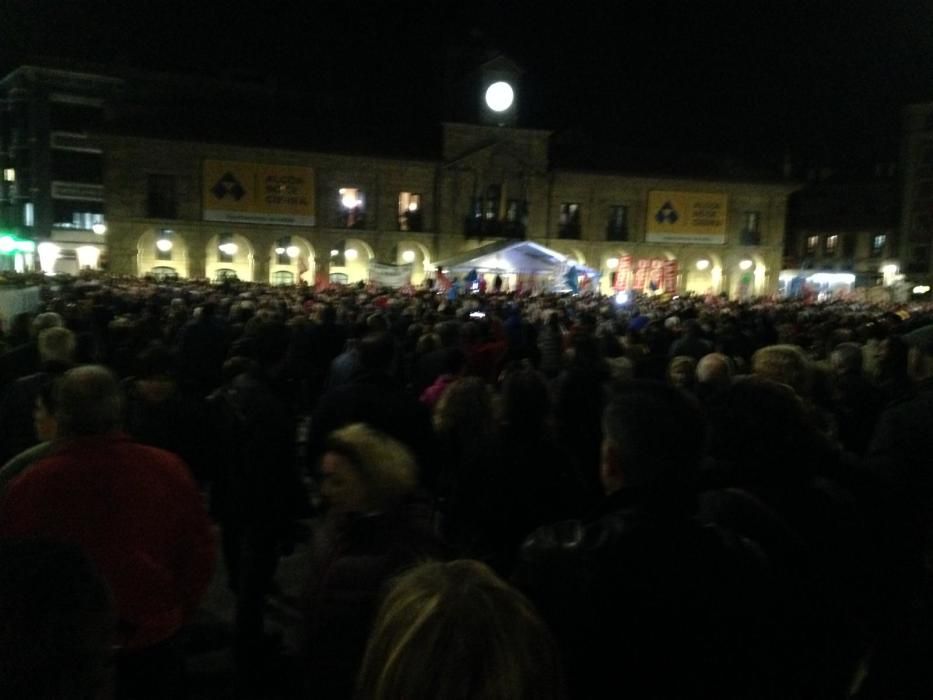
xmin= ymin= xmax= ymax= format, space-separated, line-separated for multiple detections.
xmin=0 ymin=365 xmax=216 ymax=699
xmin=0 ymin=326 xmax=76 ymax=463
xmin=0 ymin=311 xmax=64 ymax=388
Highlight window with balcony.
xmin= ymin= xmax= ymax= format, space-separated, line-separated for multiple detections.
xmin=338 ymin=187 xmax=366 ymax=228
xmin=607 ymin=205 xmax=628 ymax=241
xmin=842 ymin=233 xmax=856 ymax=259
xmin=504 ymin=199 xmax=528 ymax=238
xmin=52 ymin=200 xmax=104 ymax=229
xmin=741 ymin=211 xmax=761 ymax=245
xmin=559 ymin=203 xmax=581 ymax=239
xmin=147 ymin=174 xmax=177 ymax=219
xmin=398 ymin=192 xmax=423 ymax=232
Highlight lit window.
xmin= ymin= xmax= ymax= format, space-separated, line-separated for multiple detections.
xmin=338 ymin=188 xmax=366 ymax=228
xmin=218 ymin=234 xmax=236 ymax=263
xmin=398 ymin=192 xmax=422 ymax=232
xmin=871 ymin=234 xmax=886 ymax=257
xmin=3 ymin=168 xmax=14 ymax=182
xmin=806 ymin=235 xmax=819 ymax=254
xmin=23 ymin=202 xmax=34 ymax=227
xmin=826 ymin=234 xmax=838 ymax=255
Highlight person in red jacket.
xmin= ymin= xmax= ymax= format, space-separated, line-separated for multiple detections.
xmin=0 ymin=364 xmax=216 ymax=699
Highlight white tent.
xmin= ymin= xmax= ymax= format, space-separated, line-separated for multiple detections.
xmin=434 ymin=239 xmax=598 ymax=291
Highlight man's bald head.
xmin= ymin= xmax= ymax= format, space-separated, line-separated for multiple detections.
xmin=56 ymin=365 xmax=123 ymax=437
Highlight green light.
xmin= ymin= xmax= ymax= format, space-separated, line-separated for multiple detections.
xmin=0 ymin=235 xmax=36 ymax=255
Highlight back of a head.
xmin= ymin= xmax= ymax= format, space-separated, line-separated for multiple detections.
xmin=56 ymin=365 xmax=123 ymax=437
xmin=433 ymin=377 xmax=496 ymax=439
xmin=696 ymin=352 xmax=733 ymax=388
xmin=326 ymin=423 xmax=418 ymax=511
xmin=751 ymin=344 xmax=810 ymax=396
xmin=830 ymin=342 xmax=863 ymax=376
xmin=37 ymin=327 xmax=76 ymax=368
xmin=0 ymin=539 xmax=113 ymax=700
xmin=603 ymin=381 xmax=704 ymax=493
xmin=357 ymin=560 xmax=564 ymax=700
xmin=31 ymin=312 xmax=64 ymax=338
xmin=358 ymin=332 xmax=396 ymax=373
xmin=502 ymin=367 xmax=551 ymax=432
xmin=707 ymin=376 xmax=815 ymax=483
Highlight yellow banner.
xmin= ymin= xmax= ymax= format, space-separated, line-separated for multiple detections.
xmin=203 ymin=160 xmax=315 ymax=226
xmin=646 ymin=191 xmax=727 ymax=244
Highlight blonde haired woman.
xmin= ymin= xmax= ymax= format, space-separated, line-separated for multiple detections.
xmin=357 ymin=560 xmax=565 ymax=700
xmin=304 ymin=423 xmax=445 ymax=700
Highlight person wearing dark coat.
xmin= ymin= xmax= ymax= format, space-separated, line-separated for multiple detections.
xmin=303 ymin=424 xmax=445 ymax=700
xmin=516 ymin=381 xmax=780 ymax=700
xmin=309 ymin=332 xmax=437 ymax=489
xmin=0 ymin=326 xmax=74 ymax=464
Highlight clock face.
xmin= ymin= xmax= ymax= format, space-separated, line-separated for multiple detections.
xmin=484 ymin=81 xmax=514 ymax=112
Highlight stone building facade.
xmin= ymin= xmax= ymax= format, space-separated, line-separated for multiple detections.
xmin=2 ymin=64 xmax=797 ymax=296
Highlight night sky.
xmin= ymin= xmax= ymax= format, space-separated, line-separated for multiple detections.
xmin=3 ymin=0 xmax=933 ymax=168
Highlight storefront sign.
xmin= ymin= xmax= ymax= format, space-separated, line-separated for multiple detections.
xmin=646 ymin=190 xmax=727 ymax=244
xmin=203 ymin=160 xmax=315 ymax=226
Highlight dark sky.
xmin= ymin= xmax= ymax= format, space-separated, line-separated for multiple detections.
xmin=3 ymin=0 xmax=933 ymax=167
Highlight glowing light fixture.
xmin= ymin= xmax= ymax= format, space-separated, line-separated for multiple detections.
xmin=696 ymin=259 xmax=710 ymax=271
xmin=38 ymin=242 xmax=60 ymax=274
xmin=275 ymin=245 xmax=286 ymax=254
xmin=606 ymin=257 xmax=619 ymax=270
xmin=156 ymin=238 xmax=173 ymax=252
xmin=286 ymin=245 xmax=300 ymax=257
xmin=881 ymin=264 xmax=899 ymax=275
xmin=330 ymin=249 xmax=339 ymax=257
xmin=913 ymin=285 xmax=931 ymax=294
xmin=615 ymin=291 xmax=630 ymax=304
xmin=401 ymin=250 xmax=416 ymax=263
xmin=218 ymin=242 xmax=238 ymax=255
xmin=91 ymin=222 xmax=107 ymax=235
xmin=76 ymin=246 xmax=100 ymax=269
xmin=0 ymin=236 xmax=15 ymax=253
xmin=344 ymin=248 xmax=358 ymax=261
xmin=484 ymin=81 xmax=514 ymax=112
xmin=339 ymin=188 xmax=360 ymax=209
xmin=739 ymin=259 xmax=754 ymax=271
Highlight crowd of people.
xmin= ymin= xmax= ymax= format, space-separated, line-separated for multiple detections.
xmin=1 ymin=271 xmax=932 ymax=699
